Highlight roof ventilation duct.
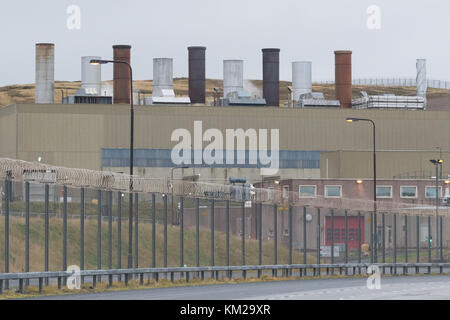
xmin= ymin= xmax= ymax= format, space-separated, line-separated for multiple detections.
xmin=262 ymin=48 xmax=280 ymax=106
xmin=35 ymin=43 xmax=55 ymax=104
xmin=188 ymin=46 xmax=206 ymax=104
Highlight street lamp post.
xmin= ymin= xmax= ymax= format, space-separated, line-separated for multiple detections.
xmin=90 ymin=59 xmax=134 ymax=269
xmin=346 ymin=117 xmax=377 ymax=260
xmin=430 ymin=159 xmax=443 ymax=259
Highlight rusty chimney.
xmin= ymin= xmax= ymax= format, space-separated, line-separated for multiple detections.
xmin=113 ymin=45 xmax=131 ymax=104
xmin=334 ymin=50 xmax=352 ymax=108
xmin=35 ymin=43 xmax=55 ymax=104
xmin=262 ymin=48 xmax=280 ymax=106
xmin=188 ymin=46 xmax=206 ymax=104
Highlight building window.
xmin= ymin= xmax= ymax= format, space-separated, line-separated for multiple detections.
xmin=425 ymin=186 xmax=442 ymax=198
xmin=376 ymin=186 xmax=392 ymax=198
xmin=299 ymin=185 xmax=316 ymax=198
xmin=282 ymin=186 xmax=289 ymax=199
xmin=400 ymin=186 xmax=417 ymax=198
xmin=325 ymin=185 xmax=342 ymax=198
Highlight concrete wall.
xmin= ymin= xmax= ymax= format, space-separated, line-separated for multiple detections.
xmin=1 ymin=103 xmax=449 ymax=182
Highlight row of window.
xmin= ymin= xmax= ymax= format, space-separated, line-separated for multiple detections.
xmin=101 ymin=149 xmax=322 ymax=169
xmin=295 ymin=185 xmax=443 ymax=199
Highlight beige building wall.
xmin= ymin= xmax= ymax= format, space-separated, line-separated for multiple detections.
xmin=0 ymin=103 xmax=449 ymax=182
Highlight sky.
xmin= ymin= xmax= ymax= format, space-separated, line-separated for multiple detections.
xmin=0 ymin=0 xmax=449 ymax=86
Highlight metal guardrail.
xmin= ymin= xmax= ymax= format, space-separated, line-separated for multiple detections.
xmin=1 ymin=262 xmax=449 ymax=295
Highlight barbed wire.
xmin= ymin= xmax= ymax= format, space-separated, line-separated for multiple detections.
xmin=1 ymin=158 xmax=449 ymax=215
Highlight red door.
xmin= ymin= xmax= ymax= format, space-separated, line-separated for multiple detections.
xmin=325 ymin=216 xmax=364 ymax=251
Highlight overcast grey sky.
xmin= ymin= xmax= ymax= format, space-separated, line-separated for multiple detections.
xmin=0 ymin=0 xmax=449 ymax=86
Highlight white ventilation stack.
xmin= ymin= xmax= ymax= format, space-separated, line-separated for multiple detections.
xmin=81 ymin=56 xmax=102 ymax=95
xmin=144 ymin=58 xmax=190 ymax=105
xmin=153 ymin=58 xmax=173 ymax=97
xmin=292 ymin=61 xmax=312 ymax=101
xmin=35 ymin=43 xmax=55 ymax=104
xmin=223 ymin=60 xmax=244 ymax=98
xmin=416 ymin=59 xmax=427 ymax=107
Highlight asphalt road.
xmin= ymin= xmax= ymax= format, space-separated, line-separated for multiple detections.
xmin=30 ymin=275 xmax=450 ymax=300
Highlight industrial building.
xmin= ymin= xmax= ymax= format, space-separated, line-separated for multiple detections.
xmin=0 ymin=43 xmax=449 ymax=185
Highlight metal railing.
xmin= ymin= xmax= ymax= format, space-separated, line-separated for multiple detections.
xmin=1 ymin=262 xmax=450 ymax=295
xmin=313 ymin=78 xmax=450 ymax=90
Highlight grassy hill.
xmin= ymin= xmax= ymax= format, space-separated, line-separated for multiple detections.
xmin=1 ymin=79 xmax=450 ymax=107
xmin=0 ymin=216 xmax=307 ymax=274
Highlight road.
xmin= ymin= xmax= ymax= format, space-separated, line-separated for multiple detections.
xmin=29 ymin=275 xmax=450 ymax=300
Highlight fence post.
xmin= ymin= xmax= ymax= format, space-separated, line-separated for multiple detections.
xmin=134 ymin=193 xmax=139 ymax=269
xmin=317 ymin=208 xmax=321 ymax=274
xmin=303 ymin=207 xmax=307 ymax=265
xmin=242 ymin=201 xmax=246 ymax=279
xmin=180 ymin=197 xmax=184 ymax=268
xmin=394 ymin=214 xmax=397 ymax=274
xmin=258 ymin=203 xmax=262 ymax=278
xmin=416 ymin=215 xmax=420 ymax=273
xmin=289 ymin=205 xmax=293 ymax=268
xmin=331 ymin=209 xmax=334 ymax=274
xmin=97 ymin=190 xmax=102 ymax=283
xmin=4 ymin=179 xmax=10 ymax=290
xmin=80 ymin=188 xmax=85 ymax=284
xmin=273 ymin=204 xmax=278 ymax=277
xmin=152 ymin=194 xmax=156 ymax=270
xmin=440 ymin=216 xmax=443 ymax=262
xmin=428 ymin=216 xmax=431 ymax=273
xmin=63 ymin=185 xmax=68 ymax=284
xmin=374 ymin=211 xmax=377 ymax=263
xmin=211 ymin=199 xmax=215 ymax=274
xmin=108 ymin=191 xmax=113 ymax=286
xmin=226 ymin=200 xmax=230 ymax=269
xmin=404 ymin=215 xmax=408 ymax=263
xmin=370 ymin=212 xmax=374 ymax=264
xmin=25 ymin=181 xmax=30 ymax=286
xmin=118 ymin=191 xmax=122 ymax=277
xmin=195 ymin=198 xmax=200 ymax=268
xmin=44 ymin=184 xmax=49 ymax=285
xmin=344 ymin=210 xmax=348 ymax=269
xmin=164 ymin=194 xmax=168 ymax=269
xmin=358 ymin=211 xmax=361 ymax=274
xmin=382 ymin=212 xmax=385 ymax=274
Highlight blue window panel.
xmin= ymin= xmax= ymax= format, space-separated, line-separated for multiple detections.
xmin=102 ymin=148 xmax=323 ymax=169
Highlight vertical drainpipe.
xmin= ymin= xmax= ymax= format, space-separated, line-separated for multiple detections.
xmin=335 ymin=50 xmax=352 ymax=109
xmin=188 ymin=46 xmax=206 ymax=104
xmin=113 ymin=45 xmax=132 ymax=104
xmin=262 ymin=48 xmax=280 ymax=106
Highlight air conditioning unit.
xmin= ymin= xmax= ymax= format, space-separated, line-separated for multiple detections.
xmin=283 ymin=229 xmax=289 ymax=236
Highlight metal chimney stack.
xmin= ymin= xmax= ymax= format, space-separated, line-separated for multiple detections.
xmin=35 ymin=43 xmax=55 ymax=104
xmin=188 ymin=46 xmax=206 ymax=104
xmin=262 ymin=48 xmax=280 ymax=106
xmin=153 ymin=58 xmax=173 ymax=97
xmin=292 ymin=61 xmax=312 ymax=101
xmin=416 ymin=59 xmax=427 ymax=107
xmin=81 ymin=56 xmax=102 ymax=95
xmin=113 ymin=45 xmax=131 ymax=104
xmin=334 ymin=50 xmax=352 ymax=108
xmin=223 ymin=60 xmax=244 ymax=98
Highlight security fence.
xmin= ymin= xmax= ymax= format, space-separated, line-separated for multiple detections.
xmin=314 ymin=78 xmax=450 ymax=90
xmin=1 ymin=158 xmax=450 ymax=292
